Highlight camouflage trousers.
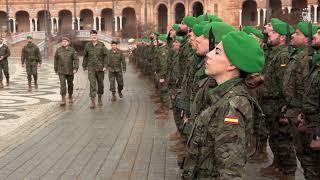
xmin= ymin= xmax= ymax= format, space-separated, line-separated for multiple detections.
xmin=26 ymin=63 xmax=38 ymax=76
xmin=0 ymin=60 xmax=9 ymax=81
xmin=298 ymin=115 xmax=320 ymax=179
xmin=59 ymin=74 xmax=74 ymax=96
xmin=108 ymin=71 xmax=123 ymax=93
xmin=159 ymin=82 xmax=170 ymax=108
xmin=262 ymin=100 xmax=296 ymax=175
xmin=88 ymin=70 xmax=104 ymax=98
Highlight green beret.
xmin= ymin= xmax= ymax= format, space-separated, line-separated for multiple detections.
xmin=172 ymin=24 xmax=180 ymax=31
xmin=203 ymin=22 xmax=236 ymax=43
xmin=271 ymin=19 xmax=294 ymax=35
xmin=197 ymin=14 xmax=223 ymax=23
xmin=242 ymin=26 xmax=264 ymax=40
xmin=192 ymin=21 xmax=209 ymax=37
xmin=222 ymin=31 xmax=265 ymax=73
xmin=27 ymin=35 xmax=33 ymax=39
xmin=175 ymin=36 xmax=184 ymax=43
xmin=297 ymin=21 xmax=318 ymax=37
xmin=182 ymin=16 xmax=197 ymax=28
xmin=158 ymin=34 xmax=168 ymax=42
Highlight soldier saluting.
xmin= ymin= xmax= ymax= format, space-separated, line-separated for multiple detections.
xmin=54 ymin=37 xmax=79 ymax=106
xmin=21 ymin=35 xmax=42 ymax=92
xmin=82 ymin=30 xmax=108 ymax=109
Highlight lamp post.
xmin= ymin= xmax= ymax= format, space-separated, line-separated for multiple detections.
xmin=43 ymin=0 xmax=49 ymax=61
xmin=112 ymin=0 xmax=115 ymax=36
xmin=73 ymin=0 xmax=77 ymax=31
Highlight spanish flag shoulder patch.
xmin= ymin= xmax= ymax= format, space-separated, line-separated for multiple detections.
xmin=224 ymin=116 xmax=239 ymax=125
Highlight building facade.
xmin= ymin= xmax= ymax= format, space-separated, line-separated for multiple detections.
xmin=0 ymin=0 xmax=319 ymax=38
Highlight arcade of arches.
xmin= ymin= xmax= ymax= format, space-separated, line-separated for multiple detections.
xmin=0 ymin=0 xmax=319 ymax=38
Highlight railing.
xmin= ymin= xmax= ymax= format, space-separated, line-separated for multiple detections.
xmin=75 ymin=30 xmax=113 ymax=43
xmin=9 ymin=31 xmax=56 ymax=45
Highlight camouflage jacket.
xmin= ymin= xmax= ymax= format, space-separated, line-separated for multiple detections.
xmin=167 ymin=49 xmax=180 ymax=92
xmin=183 ymin=78 xmax=254 ymax=179
xmin=0 ymin=44 xmax=11 ymax=62
xmin=158 ymin=46 xmax=170 ymax=80
xmin=82 ymin=41 xmax=108 ymax=71
xmin=302 ymin=52 xmax=320 ymax=129
xmin=21 ymin=43 xmax=42 ymax=65
xmin=283 ymin=46 xmax=309 ymax=109
xmin=54 ymin=46 xmax=79 ymax=75
xmin=262 ymin=45 xmax=290 ymax=100
xmin=107 ymin=49 xmax=126 ymax=72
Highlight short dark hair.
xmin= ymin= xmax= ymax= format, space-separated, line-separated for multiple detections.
xmin=111 ymin=40 xmax=118 ymax=45
xmin=61 ymin=37 xmax=70 ymax=42
xmin=90 ymin=30 xmax=98 ymax=34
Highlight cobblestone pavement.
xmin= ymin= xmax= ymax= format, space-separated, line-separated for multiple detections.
xmin=0 ymin=59 xmax=305 ymax=180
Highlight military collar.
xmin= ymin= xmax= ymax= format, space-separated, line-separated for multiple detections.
xmin=208 ymin=77 xmax=243 ymax=104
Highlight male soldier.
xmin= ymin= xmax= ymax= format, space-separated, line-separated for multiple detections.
xmin=299 ymin=28 xmax=320 ymax=180
xmin=107 ymin=40 xmax=126 ymax=102
xmin=54 ymin=37 xmax=79 ymax=106
xmin=258 ymin=19 xmax=295 ymax=177
xmin=0 ymin=38 xmax=11 ymax=88
xmin=82 ymin=30 xmax=108 ymax=109
xmin=182 ymin=31 xmax=265 ymax=179
xmin=21 ymin=35 xmax=42 ymax=92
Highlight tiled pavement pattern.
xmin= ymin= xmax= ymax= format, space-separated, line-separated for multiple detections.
xmin=0 ymin=59 xmax=305 ymax=180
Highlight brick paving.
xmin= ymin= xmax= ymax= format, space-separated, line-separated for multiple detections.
xmin=0 ymin=59 xmax=305 ymax=180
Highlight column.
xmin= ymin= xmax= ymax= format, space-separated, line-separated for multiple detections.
xmin=77 ymin=17 xmax=80 ymax=30
xmin=29 ymin=18 xmax=33 ymax=32
xmin=119 ymin=16 xmax=123 ymax=30
xmin=34 ymin=18 xmax=38 ymax=32
xmin=314 ymin=5 xmax=318 ymax=23
xmin=115 ymin=16 xmax=118 ymax=32
xmin=13 ymin=19 xmax=16 ymax=33
xmin=239 ymin=9 xmax=242 ymax=26
xmin=72 ymin=18 xmax=75 ymax=30
xmin=98 ymin=16 xmax=102 ymax=31
xmin=257 ymin=9 xmax=261 ymax=26
xmin=288 ymin=6 xmax=292 ymax=14
xmin=263 ymin=9 xmax=267 ymax=24
xmin=51 ymin=17 xmax=54 ymax=33
xmin=308 ymin=5 xmax=312 ymax=20
xmin=93 ymin=16 xmax=97 ymax=30
xmin=56 ymin=17 xmax=59 ymax=32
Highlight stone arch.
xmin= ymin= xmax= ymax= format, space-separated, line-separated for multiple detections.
xmin=270 ymin=0 xmax=283 ymax=17
xmin=122 ymin=7 xmax=137 ymax=38
xmin=0 ymin=11 xmax=7 ymax=35
xmin=37 ymin=10 xmax=52 ymax=32
xmin=157 ymin=3 xmax=168 ymax=33
xmin=191 ymin=1 xmax=204 ymax=17
xmin=174 ymin=2 xmax=185 ymax=23
xmin=15 ymin=11 xmax=30 ymax=33
xmin=58 ymin=10 xmax=72 ymax=34
xmin=242 ymin=0 xmax=258 ymax=26
xmin=80 ymin=9 xmax=94 ymax=30
xmin=290 ymin=0 xmax=307 ymax=24
xmin=101 ymin=8 xmax=113 ymax=32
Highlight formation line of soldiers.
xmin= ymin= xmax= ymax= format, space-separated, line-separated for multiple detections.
xmin=129 ymin=14 xmax=320 ymax=180
xmin=0 ymin=30 xmax=126 ymax=109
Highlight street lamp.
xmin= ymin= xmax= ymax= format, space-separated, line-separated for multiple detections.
xmin=43 ymin=0 xmax=49 ymax=61
xmin=112 ymin=0 xmax=115 ymax=36
xmin=73 ymin=0 xmax=77 ymax=31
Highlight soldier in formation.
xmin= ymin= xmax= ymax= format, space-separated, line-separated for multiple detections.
xmin=131 ymin=13 xmax=320 ymax=180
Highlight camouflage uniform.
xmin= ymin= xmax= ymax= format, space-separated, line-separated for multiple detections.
xmin=282 ymin=46 xmax=310 ymax=175
xmin=82 ymin=41 xmax=108 ymax=98
xmin=54 ymin=46 xmax=79 ymax=96
xmin=299 ymin=52 xmax=320 ymax=180
xmin=301 ymin=53 xmax=320 ymax=179
xmin=0 ymin=44 xmax=11 ymax=83
xmin=107 ymin=49 xmax=126 ymax=94
xmin=182 ymin=78 xmax=255 ymax=179
xmin=260 ymin=45 xmax=290 ymax=166
xmin=21 ymin=42 xmax=42 ymax=85
xmin=158 ymin=46 xmax=170 ymax=108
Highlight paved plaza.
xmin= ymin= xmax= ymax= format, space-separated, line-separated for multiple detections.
xmin=0 ymin=59 xmax=305 ymax=180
